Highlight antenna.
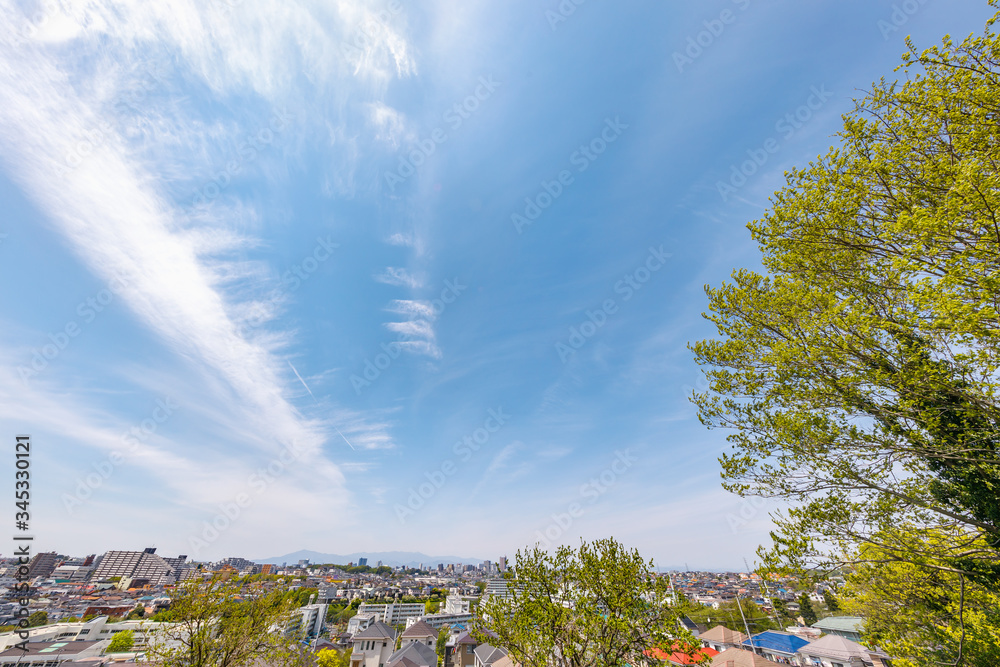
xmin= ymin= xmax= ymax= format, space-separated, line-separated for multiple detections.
xmin=735 ymin=595 xmax=757 ymax=655
xmin=744 ymin=557 xmax=782 ymax=630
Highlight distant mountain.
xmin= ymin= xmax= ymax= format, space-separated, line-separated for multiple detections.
xmin=253 ymin=549 xmax=487 ymax=568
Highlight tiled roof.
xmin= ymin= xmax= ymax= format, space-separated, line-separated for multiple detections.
xmin=352 ymin=620 xmax=396 ymax=640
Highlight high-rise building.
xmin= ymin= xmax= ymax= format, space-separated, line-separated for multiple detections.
xmin=26 ymin=552 xmax=61 ymax=578
xmin=92 ymin=548 xmax=183 ymax=585
xmin=498 ymin=557 xmax=507 ymax=572
xmin=358 ymin=557 xmax=368 ymax=567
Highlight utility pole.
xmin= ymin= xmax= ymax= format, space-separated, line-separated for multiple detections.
xmin=735 ymin=595 xmax=758 ymax=655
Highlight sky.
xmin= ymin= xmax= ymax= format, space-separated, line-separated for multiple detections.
xmin=0 ymin=0 xmax=994 ymax=571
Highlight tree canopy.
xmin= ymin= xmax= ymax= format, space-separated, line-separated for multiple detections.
xmin=691 ymin=6 xmax=1000 ymax=664
xmin=477 ymin=538 xmax=704 ymax=667
xmin=144 ymin=577 xmax=300 ymax=667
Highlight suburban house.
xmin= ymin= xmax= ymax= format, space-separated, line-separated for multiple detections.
xmin=742 ymin=631 xmax=810 ymax=663
xmin=797 ymin=634 xmax=894 ymax=667
xmin=400 ymin=620 xmax=438 ymax=650
xmin=709 ymin=648 xmax=786 ymax=667
xmin=385 ymin=640 xmax=438 ymax=667
xmin=698 ymin=625 xmax=749 ymax=653
xmin=445 ymin=630 xmax=479 ymax=667
xmin=350 ymin=620 xmax=397 ymax=667
xmin=473 ymin=643 xmax=510 ymax=667
xmin=810 ymin=617 xmax=865 ymax=643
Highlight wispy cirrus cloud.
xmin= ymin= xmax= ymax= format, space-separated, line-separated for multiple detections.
xmin=374 ymin=266 xmax=423 ymax=288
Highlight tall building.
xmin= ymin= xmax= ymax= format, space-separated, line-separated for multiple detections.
xmin=498 ymin=557 xmax=507 ymax=572
xmin=92 ymin=548 xmax=183 ymax=585
xmin=26 ymin=552 xmax=60 ymax=579
xmin=358 ymin=557 xmax=368 ymax=567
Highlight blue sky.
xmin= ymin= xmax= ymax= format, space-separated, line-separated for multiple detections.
xmin=0 ymin=0 xmax=993 ymax=570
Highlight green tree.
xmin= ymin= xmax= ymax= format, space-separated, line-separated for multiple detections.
xmin=477 ymin=539 xmax=705 ymax=667
xmin=26 ymin=611 xmax=47 ymax=628
xmin=797 ymin=593 xmax=817 ymax=626
xmin=845 ymin=535 xmax=1000 ymax=667
xmin=144 ymin=578 xmax=300 ymax=667
xmin=315 ymin=648 xmax=351 ymax=667
xmin=690 ymin=7 xmax=1000 ymax=662
xmin=435 ymin=628 xmax=448 ymax=666
xmin=822 ymin=590 xmax=841 ymax=614
xmin=107 ymin=629 xmax=135 ymax=653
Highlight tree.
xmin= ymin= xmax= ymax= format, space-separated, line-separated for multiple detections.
xmin=690 ymin=7 xmax=1000 ymax=662
xmin=845 ymin=535 xmax=1000 ymax=667
xmin=435 ymin=628 xmax=448 ymax=666
xmin=26 ymin=611 xmax=47 ymax=628
xmin=315 ymin=648 xmax=351 ymax=667
xmin=144 ymin=577 xmax=300 ymax=667
xmin=107 ymin=629 xmax=135 ymax=653
xmin=822 ymin=590 xmax=841 ymax=613
xmin=477 ymin=539 xmax=705 ymax=667
xmin=796 ymin=593 xmax=817 ymax=626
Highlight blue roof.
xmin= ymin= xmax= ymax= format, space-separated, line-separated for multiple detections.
xmin=742 ymin=631 xmax=810 ymax=655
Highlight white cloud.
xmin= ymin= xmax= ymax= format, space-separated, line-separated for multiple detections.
xmin=374 ymin=266 xmax=423 ymax=288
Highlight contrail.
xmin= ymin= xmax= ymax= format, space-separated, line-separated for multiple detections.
xmin=287 ymin=361 xmax=355 ymax=450
xmin=288 ymin=361 xmax=316 ymax=401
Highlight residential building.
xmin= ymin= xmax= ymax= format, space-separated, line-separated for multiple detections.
xmin=385 ymin=641 xmax=437 ymax=667
xmin=444 ymin=596 xmax=471 ymax=614
xmin=400 ymin=620 xmax=437 ymax=650
xmin=473 ymin=644 xmax=509 ymax=667
xmin=797 ymin=634 xmax=894 ymax=667
xmin=0 ymin=640 xmax=107 ymax=665
xmin=810 ymin=616 xmax=865 ymax=643
xmin=349 ymin=621 xmax=396 ymax=667
xmin=26 ymin=553 xmax=61 ymax=579
xmin=91 ymin=548 xmax=183 ymax=585
xmin=347 ymin=613 xmax=377 ymax=636
xmin=742 ymin=631 xmax=811 ymax=664
xmin=445 ymin=630 xmax=478 ymax=667
xmin=698 ymin=625 xmax=748 ymax=653
xmin=709 ymin=647 xmax=785 ymax=667
xmin=357 ymin=602 xmax=425 ymax=627
xmin=415 ymin=611 xmax=474 ymax=629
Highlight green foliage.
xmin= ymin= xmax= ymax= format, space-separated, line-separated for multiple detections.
xmin=845 ymin=533 xmax=1000 ymax=667
xmin=424 ymin=599 xmax=440 ymax=614
xmin=144 ymin=577 xmax=301 ymax=667
xmin=691 ymin=7 xmax=1000 ymax=660
xmin=680 ymin=599 xmax=779 ymax=634
xmin=107 ymin=629 xmax=135 ymax=653
xmin=822 ymin=590 xmax=841 ymax=613
xmin=477 ymin=539 xmax=705 ymax=667
xmin=435 ymin=628 xmax=448 ymax=659
xmin=797 ymin=593 xmax=817 ymax=626
xmin=26 ymin=611 xmax=47 ymax=628
xmin=315 ymin=648 xmax=351 ymax=667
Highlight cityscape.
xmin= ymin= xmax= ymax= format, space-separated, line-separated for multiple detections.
xmin=0 ymin=0 xmax=997 ymax=665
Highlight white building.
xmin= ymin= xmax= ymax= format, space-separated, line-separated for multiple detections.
xmin=350 ymin=620 xmax=396 ymax=667
xmin=357 ymin=602 xmax=426 ymax=627
xmin=444 ymin=596 xmax=471 ymax=614
xmin=0 ymin=616 xmax=170 ymax=652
